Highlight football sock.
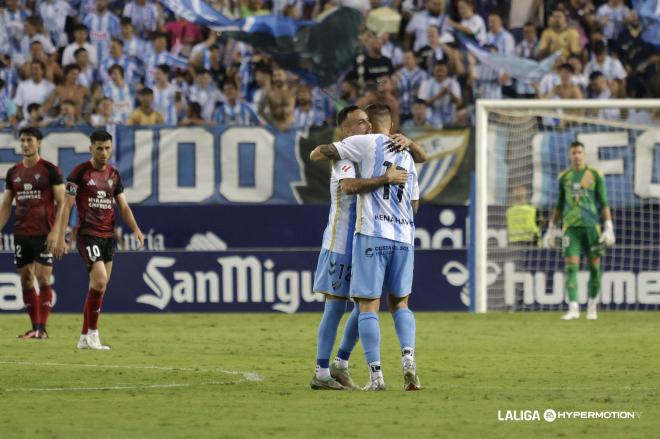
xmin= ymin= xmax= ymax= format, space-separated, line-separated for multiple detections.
xmin=588 ymin=264 xmax=601 ymax=299
xmin=316 ymin=300 xmax=345 ymax=372
xmin=336 ymin=303 xmax=359 ymax=364
xmin=38 ymin=285 xmax=53 ymax=329
xmin=86 ymin=288 xmax=105 ymax=331
xmin=81 ymin=294 xmax=89 ymax=335
xmin=22 ymin=288 xmax=40 ymax=330
xmin=566 ymin=263 xmax=579 ymax=302
xmin=393 ymin=308 xmax=416 ymax=351
xmin=358 ymin=312 xmax=380 ymax=366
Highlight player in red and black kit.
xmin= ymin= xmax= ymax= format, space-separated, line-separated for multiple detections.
xmin=0 ymin=127 xmax=66 ymax=339
xmin=55 ymin=129 xmax=143 ymax=350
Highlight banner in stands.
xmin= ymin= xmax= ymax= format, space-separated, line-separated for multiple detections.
xmin=0 ymin=126 xmax=474 ymax=205
xmin=490 ymin=127 xmax=660 ymax=207
xmin=0 ymin=246 xmax=657 ymax=313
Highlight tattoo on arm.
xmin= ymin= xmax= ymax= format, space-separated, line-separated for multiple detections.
xmin=319 ymin=144 xmax=341 ymax=160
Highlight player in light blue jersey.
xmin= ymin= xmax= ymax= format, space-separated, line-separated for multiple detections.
xmin=312 ymin=104 xmax=423 ymax=391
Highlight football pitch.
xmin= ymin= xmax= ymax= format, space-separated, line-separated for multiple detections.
xmin=0 ymin=312 xmax=658 ymax=438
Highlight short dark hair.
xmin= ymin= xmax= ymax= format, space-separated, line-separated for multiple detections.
xmin=31 ymin=60 xmax=46 ymax=72
xmin=569 ymin=141 xmax=584 ymax=150
xmin=141 ymin=87 xmax=153 ymax=96
xmin=365 ymin=103 xmax=392 ymax=120
xmin=63 ymin=64 xmax=81 ymax=76
xmin=74 ymin=47 xmax=88 ymax=57
xmin=111 ymin=37 xmax=124 ymax=46
xmin=156 ymin=64 xmax=170 ymax=75
xmin=589 ymin=70 xmax=605 ymax=81
xmin=336 ymin=105 xmax=361 ymax=126
xmin=121 ymin=17 xmax=133 ymax=27
xmin=413 ymin=97 xmax=427 ymax=106
xmin=90 ymin=130 xmax=112 ymax=144
xmin=108 ymin=64 xmax=124 ymax=77
xmin=559 ymin=62 xmax=575 ymax=73
xmin=19 ymin=127 xmax=43 ymax=140
xmin=74 ymin=24 xmax=89 ymax=34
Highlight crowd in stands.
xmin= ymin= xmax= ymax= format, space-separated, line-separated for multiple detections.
xmin=0 ymin=0 xmax=658 ymax=133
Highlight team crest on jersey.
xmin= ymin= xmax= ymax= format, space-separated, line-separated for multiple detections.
xmin=35 ymin=174 xmax=40 ymax=181
xmin=108 ymin=179 xmax=113 ymax=187
xmin=403 ymin=128 xmax=470 ymax=201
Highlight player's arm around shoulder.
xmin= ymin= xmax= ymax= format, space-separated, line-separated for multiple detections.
xmin=115 ymin=192 xmax=144 ymax=249
xmin=340 ymin=163 xmax=408 ymax=195
xmin=388 ymin=133 xmax=428 ymax=163
xmin=310 ymin=143 xmax=341 ymax=161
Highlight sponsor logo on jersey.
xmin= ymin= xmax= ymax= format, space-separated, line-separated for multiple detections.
xmin=87 ymin=179 xmax=96 ymax=186
xmin=13 ymin=177 xmax=21 ymax=183
xmin=23 ymin=183 xmax=32 ymax=190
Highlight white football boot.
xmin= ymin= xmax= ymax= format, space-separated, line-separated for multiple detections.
xmin=587 ymin=298 xmax=598 ymax=320
xmin=86 ymin=330 xmax=110 ymax=350
xmin=560 ymin=301 xmax=580 ymax=320
xmin=76 ymin=334 xmax=89 ymax=349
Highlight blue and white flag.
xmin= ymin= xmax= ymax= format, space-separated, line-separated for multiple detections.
xmin=161 ymin=0 xmax=362 ymax=86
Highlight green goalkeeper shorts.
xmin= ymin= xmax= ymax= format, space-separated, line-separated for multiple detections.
xmin=562 ymin=226 xmax=603 ymax=259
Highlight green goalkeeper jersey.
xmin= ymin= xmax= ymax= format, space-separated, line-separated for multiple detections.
xmin=556 ymin=165 xmax=609 ymax=228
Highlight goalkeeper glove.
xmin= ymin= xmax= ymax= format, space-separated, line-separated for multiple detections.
xmin=599 ymin=220 xmax=615 ymax=246
xmin=542 ymin=223 xmax=561 ymax=248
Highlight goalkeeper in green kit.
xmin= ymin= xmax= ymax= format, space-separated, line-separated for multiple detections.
xmin=542 ymin=141 xmax=615 ymax=320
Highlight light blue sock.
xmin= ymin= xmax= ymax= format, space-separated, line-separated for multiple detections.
xmin=337 ymin=303 xmax=360 ymax=360
xmin=358 ymin=312 xmax=380 ymax=364
xmin=393 ymin=308 xmax=416 ymax=351
xmin=316 ymin=300 xmax=346 ymax=367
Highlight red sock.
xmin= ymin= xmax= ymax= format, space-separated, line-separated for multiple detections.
xmin=38 ymin=285 xmax=53 ymax=328
xmin=81 ymin=295 xmax=89 ymax=334
xmin=22 ymin=288 xmax=40 ymax=329
xmin=86 ymin=288 xmax=104 ymax=330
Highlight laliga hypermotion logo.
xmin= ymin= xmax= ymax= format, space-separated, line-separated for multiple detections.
xmin=442 ymin=261 xmax=501 ymax=307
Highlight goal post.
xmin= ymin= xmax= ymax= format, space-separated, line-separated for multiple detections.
xmin=474 ymin=99 xmax=660 ymax=313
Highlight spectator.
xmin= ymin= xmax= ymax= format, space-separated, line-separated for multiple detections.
xmin=249 ymin=63 xmax=272 ymax=109
xmin=99 ymin=37 xmax=139 ymax=87
xmin=2 ymin=0 xmax=30 ymax=55
xmin=13 ymin=60 xmax=55 ymax=118
xmin=395 ymin=50 xmax=427 ymax=121
xmin=0 ymin=56 xmax=19 ymax=98
xmin=0 ymin=78 xmax=18 ymax=128
xmin=568 ymin=55 xmax=589 ymax=92
xmin=49 ymin=99 xmax=88 ymax=127
xmin=88 ymin=81 xmax=107 ymax=118
xmin=122 ymin=0 xmax=161 ymax=39
xmin=74 ymin=48 xmax=98 ymax=88
xmin=103 ymin=64 xmax=134 ymax=123
xmin=214 ymin=80 xmax=260 ymax=126
xmin=21 ymin=40 xmax=62 ymax=82
xmin=311 ymin=86 xmax=335 ymax=127
xmin=83 ymin=0 xmax=121 ymax=62
xmin=41 ymin=64 xmax=90 ymax=117
xmin=62 ymin=25 xmax=99 ymax=67
xmin=515 ymin=22 xmax=539 ymax=98
xmin=357 ymin=75 xmax=401 ymax=131
xmin=153 ymin=64 xmax=180 ymax=126
xmin=402 ymin=98 xmax=433 ymax=128
xmin=37 ymin=0 xmax=72 ymax=48
xmin=127 ymin=87 xmax=164 ymax=125
xmin=586 ymin=71 xmax=620 ymax=119
xmin=18 ymin=16 xmax=56 ymax=65
xmin=486 ymin=13 xmax=515 ymax=55
xmin=597 ymin=0 xmax=631 ymax=43
xmin=164 ymin=13 xmax=202 ymax=57
xmin=188 ymin=69 xmax=223 ymax=121
xmin=584 ymin=40 xmax=627 ymax=86
xmin=416 ymin=26 xmax=445 ymax=75
xmin=204 ymin=45 xmax=228 ymax=88
xmin=90 ymin=96 xmax=121 ymax=127
xmin=179 ymin=102 xmax=209 ymax=126
xmin=448 ymin=0 xmax=487 ymax=45
xmin=17 ymin=102 xmax=47 ymax=129
xmin=339 ymin=79 xmax=359 ymax=106
xmin=261 ymin=68 xmax=296 ymax=131
xmin=468 ymin=46 xmax=508 ymax=100
xmin=380 ymin=32 xmax=404 ymax=69
xmin=405 ymin=0 xmax=448 ymax=52
xmin=292 ymin=84 xmax=324 ymax=129
xmin=120 ymin=17 xmax=150 ymax=59
xmin=417 ymin=60 xmax=462 ymax=127
xmin=143 ymin=32 xmax=187 ymax=87
xmin=539 ymin=9 xmax=581 ymax=60
xmin=543 ymin=63 xmax=583 ymax=100
xmin=349 ymin=31 xmax=394 ymax=88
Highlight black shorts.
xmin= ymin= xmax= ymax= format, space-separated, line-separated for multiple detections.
xmin=77 ymin=234 xmax=116 ymax=271
xmin=14 ymin=235 xmax=53 ymax=268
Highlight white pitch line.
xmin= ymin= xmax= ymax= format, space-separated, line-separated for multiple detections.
xmin=0 ymin=360 xmax=263 ymax=392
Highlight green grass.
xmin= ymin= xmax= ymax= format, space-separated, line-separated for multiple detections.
xmin=0 ymin=312 xmax=658 ymax=438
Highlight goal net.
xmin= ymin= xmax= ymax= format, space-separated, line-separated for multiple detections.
xmin=474 ymin=99 xmax=660 ymax=313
